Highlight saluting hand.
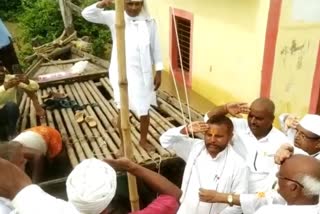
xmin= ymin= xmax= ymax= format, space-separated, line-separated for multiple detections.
xmin=225 ymin=102 xmax=250 ymax=118
xmin=184 ymin=121 xmax=209 ymax=135
xmin=97 ymin=0 xmax=113 ymax=8
xmin=284 ymin=114 xmax=299 ymax=130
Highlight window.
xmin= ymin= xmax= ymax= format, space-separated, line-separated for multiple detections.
xmin=170 ymin=8 xmax=193 ymax=87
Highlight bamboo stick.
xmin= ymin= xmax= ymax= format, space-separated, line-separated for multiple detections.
xmin=37 ymin=90 xmax=48 ymax=126
xmin=115 ymin=0 xmax=139 ymax=209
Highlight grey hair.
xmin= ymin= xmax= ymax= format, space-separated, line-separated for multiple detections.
xmin=299 ymin=175 xmax=320 ymax=196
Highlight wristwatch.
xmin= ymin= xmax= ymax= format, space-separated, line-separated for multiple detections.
xmin=227 ymin=194 xmax=233 ymax=207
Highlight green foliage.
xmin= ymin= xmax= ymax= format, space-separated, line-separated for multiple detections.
xmin=18 ymin=0 xmax=64 ymax=45
xmin=0 ymin=0 xmax=23 ymax=21
xmin=1 ymin=0 xmax=113 ymax=62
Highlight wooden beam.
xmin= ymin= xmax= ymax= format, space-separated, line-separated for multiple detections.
xmin=41 ymin=57 xmax=90 ymax=66
xmin=59 ymin=0 xmax=75 ymax=35
xmin=66 ymin=1 xmax=82 ymax=16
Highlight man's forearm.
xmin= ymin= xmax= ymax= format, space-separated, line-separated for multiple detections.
xmin=214 ymin=193 xmax=241 ymax=206
xmin=128 ymin=163 xmax=182 ymax=200
xmin=207 ymin=105 xmax=228 ymax=118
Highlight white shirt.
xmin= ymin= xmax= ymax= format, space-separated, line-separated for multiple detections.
xmin=160 ymin=126 xmax=249 ymax=214
xmin=240 ymin=190 xmax=286 ymax=214
xmin=229 ymin=118 xmax=289 ymax=193
xmin=255 ymin=204 xmax=320 ymax=214
xmin=12 ymin=185 xmax=79 ymax=214
xmin=82 ymin=3 xmax=163 ymax=116
xmin=0 ymin=197 xmax=14 ymax=214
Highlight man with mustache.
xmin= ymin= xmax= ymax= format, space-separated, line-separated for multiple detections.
xmin=205 ymin=98 xmax=289 ymax=193
xmin=160 ymin=115 xmax=249 ymax=214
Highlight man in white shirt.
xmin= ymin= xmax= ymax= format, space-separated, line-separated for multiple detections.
xmin=276 ymin=114 xmax=320 ymax=162
xmin=206 ymin=98 xmax=289 ymax=193
xmin=198 ymin=154 xmax=320 ymax=214
xmin=82 ymin=0 xmax=163 ymax=152
xmin=160 ymin=115 xmax=249 ymax=214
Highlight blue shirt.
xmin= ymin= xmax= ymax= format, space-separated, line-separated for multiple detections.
xmin=0 ymin=19 xmax=11 ymax=48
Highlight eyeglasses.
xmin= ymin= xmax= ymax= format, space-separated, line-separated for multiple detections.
xmin=276 ymin=173 xmax=304 ymax=188
xmin=296 ymin=129 xmax=320 ymax=140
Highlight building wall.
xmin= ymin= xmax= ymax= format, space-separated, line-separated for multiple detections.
xmin=148 ymin=0 xmax=270 ymax=106
xmin=270 ymin=0 xmax=320 ymax=117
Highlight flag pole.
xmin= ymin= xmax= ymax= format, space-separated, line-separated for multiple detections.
xmin=114 ymin=0 xmax=140 ymax=211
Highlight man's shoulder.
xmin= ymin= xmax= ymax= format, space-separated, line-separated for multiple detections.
xmin=269 ymin=127 xmax=288 ymax=141
xmin=255 ymin=204 xmax=318 ymax=214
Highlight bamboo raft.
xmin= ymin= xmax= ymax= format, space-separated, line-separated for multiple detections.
xmin=20 ymin=48 xmax=204 ymax=169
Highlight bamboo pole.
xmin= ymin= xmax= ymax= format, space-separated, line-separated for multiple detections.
xmin=115 ymin=0 xmax=139 ymax=211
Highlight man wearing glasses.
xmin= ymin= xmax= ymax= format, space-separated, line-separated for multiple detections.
xmin=198 ymin=154 xmax=320 ymax=213
xmin=276 ymin=114 xmax=320 ymax=161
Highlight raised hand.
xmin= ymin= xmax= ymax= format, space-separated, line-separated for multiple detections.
xmin=284 ymin=114 xmax=299 ymax=130
xmin=274 ymin=143 xmax=294 ymax=165
xmin=199 ymin=188 xmax=218 ymax=203
xmin=186 ymin=121 xmax=209 ymax=134
xmin=225 ymin=102 xmax=250 ymax=118
xmin=97 ymin=0 xmax=113 ymax=8
xmin=104 ymin=157 xmax=136 ymax=172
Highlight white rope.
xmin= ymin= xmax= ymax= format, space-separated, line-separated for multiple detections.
xmin=170 ymin=7 xmax=194 ymax=138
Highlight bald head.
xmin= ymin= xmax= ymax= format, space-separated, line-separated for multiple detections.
xmin=281 ymin=154 xmax=320 ymax=182
xmin=278 ymin=154 xmax=320 ymax=204
xmin=250 ymin=98 xmax=275 ymax=116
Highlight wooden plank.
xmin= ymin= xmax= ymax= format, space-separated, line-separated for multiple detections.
xmin=41 ymin=57 xmax=90 ymax=66
xmin=71 ymin=47 xmax=109 ymax=69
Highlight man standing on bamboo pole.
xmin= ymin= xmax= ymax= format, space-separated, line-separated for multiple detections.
xmin=82 ymin=0 xmax=163 ymax=152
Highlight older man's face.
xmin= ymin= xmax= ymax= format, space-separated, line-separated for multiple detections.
xmin=276 ymin=161 xmax=304 ymax=204
xmin=294 ymin=125 xmax=320 ymax=155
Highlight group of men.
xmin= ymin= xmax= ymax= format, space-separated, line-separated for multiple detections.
xmin=1 ymin=0 xmax=320 ymax=213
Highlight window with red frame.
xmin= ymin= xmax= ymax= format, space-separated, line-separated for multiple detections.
xmin=170 ymin=8 xmax=193 ymax=87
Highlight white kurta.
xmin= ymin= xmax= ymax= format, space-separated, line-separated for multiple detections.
xmin=228 ymin=118 xmax=289 ymax=193
xmin=160 ymin=126 xmax=249 ymax=214
xmin=0 ymin=197 xmax=14 ymax=214
xmin=82 ymin=3 xmax=163 ymax=116
xmin=254 ymin=204 xmax=320 ymax=214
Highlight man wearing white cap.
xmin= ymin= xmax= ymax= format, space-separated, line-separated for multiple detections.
xmin=82 ymin=0 xmax=163 ymax=152
xmin=0 ymin=157 xmax=181 ymax=214
xmin=275 ymin=114 xmax=320 ymax=162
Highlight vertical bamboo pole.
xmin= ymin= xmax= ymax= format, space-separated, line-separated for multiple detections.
xmin=115 ymin=0 xmax=140 ymax=211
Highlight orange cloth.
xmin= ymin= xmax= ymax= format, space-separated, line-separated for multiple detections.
xmin=27 ymin=126 xmax=62 ymax=159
